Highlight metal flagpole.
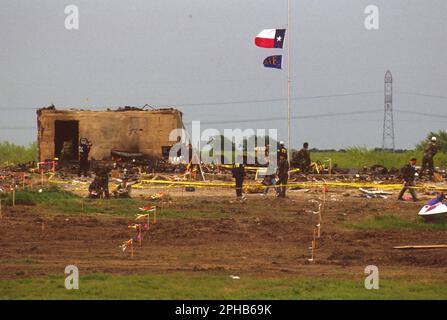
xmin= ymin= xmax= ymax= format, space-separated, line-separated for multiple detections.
xmin=287 ymin=0 xmax=291 ymax=164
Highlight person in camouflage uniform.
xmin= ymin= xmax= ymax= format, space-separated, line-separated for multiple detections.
xmin=398 ymin=158 xmax=419 ymax=201
xmin=294 ymin=142 xmax=311 ymax=173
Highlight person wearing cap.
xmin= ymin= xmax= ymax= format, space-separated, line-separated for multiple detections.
xmin=231 ymin=163 xmax=246 ymax=201
xmin=420 ymin=136 xmax=439 ymax=179
xmin=277 ymin=141 xmax=288 ymax=161
xmin=398 ymin=158 xmax=419 ymax=201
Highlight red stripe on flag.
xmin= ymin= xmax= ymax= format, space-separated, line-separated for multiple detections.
xmin=255 ymin=37 xmax=274 ymax=48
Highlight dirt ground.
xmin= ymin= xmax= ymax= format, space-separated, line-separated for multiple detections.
xmin=0 ymin=187 xmax=446 ymax=282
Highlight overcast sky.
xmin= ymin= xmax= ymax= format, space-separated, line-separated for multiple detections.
xmin=1 ymin=0 xmax=446 ymax=149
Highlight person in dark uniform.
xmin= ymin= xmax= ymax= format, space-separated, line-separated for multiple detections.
xmin=277 ymin=154 xmax=289 ymax=198
xmin=420 ymin=136 xmax=439 ymax=178
xmin=277 ymin=141 xmax=288 ymax=161
xmin=232 ymin=163 xmax=246 ymax=201
xmin=398 ymin=158 xmax=419 ymax=201
xmin=78 ymin=138 xmax=92 ymax=177
xmin=295 ymin=142 xmax=311 ymax=173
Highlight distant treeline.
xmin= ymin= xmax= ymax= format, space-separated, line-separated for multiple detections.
xmin=0 ymin=141 xmax=37 ymax=165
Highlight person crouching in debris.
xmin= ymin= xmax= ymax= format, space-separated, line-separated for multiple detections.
xmin=89 ymin=166 xmax=111 ymax=199
xmin=88 ymin=176 xmax=103 ymax=199
xmin=232 ymin=163 xmax=246 ymax=202
xmin=113 ymin=177 xmax=133 ymax=198
xmin=277 ymin=154 xmax=289 ymax=198
xmin=78 ymin=138 xmax=92 ymax=177
xmin=398 ymin=158 xmax=419 ymax=202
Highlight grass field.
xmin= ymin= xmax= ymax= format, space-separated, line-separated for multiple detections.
xmin=311 ymin=147 xmax=447 ymax=169
xmin=344 ymin=214 xmax=447 ymax=231
xmin=1 ymin=272 xmax=446 ymax=300
xmin=0 ymin=187 xmax=230 ymax=219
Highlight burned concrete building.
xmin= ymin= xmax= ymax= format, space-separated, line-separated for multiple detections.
xmin=37 ymin=106 xmax=184 ymax=162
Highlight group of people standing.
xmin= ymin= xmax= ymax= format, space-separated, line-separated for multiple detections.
xmin=231 ymin=141 xmax=293 ymax=202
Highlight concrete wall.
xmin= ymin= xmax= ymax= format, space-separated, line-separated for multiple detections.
xmin=37 ymin=108 xmax=183 ymax=161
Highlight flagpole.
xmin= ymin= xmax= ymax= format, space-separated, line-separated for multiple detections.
xmin=287 ymin=0 xmax=291 ymax=165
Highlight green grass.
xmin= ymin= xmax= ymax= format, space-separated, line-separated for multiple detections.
xmin=311 ymin=147 xmax=447 ymax=169
xmin=1 ymin=272 xmax=446 ymax=300
xmin=0 ymin=186 xmax=224 ymax=218
xmin=345 ymin=214 xmax=447 ymax=231
xmin=0 ymin=141 xmax=37 ymax=165
xmin=0 ymin=186 xmax=78 ymax=206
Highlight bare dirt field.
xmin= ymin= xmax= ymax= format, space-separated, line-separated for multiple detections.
xmin=1 ymin=186 xmax=446 ymax=286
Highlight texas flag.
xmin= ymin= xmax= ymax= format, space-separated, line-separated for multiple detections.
xmin=255 ymin=29 xmax=286 ymax=49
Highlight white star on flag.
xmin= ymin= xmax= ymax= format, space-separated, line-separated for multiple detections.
xmin=277 ymin=36 xmax=282 ymax=42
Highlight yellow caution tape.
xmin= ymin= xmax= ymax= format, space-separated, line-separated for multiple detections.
xmin=47 ymin=178 xmax=447 ymax=192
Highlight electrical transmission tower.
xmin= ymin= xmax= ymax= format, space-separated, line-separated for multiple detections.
xmin=382 ymin=70 xmax=395 ymax=150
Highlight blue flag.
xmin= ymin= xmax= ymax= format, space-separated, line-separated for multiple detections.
xmin=263 ymin=55 xmax=282 ymax=69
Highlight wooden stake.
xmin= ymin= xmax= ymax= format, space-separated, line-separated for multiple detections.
xmin=131 ymin=243 xmax=134 ymax=258
xmin=12 ymin=190 xmax=15 ymax=207
xmin=137 ymin=225 xmax=142 ymax=247
xmin=22 ymin=173 xmax=25 ymax=188
xmin=317 ymin=223 xmax=321 ymax=238
xmin=41 ymin=222 xmax=45 ymax=232
xmin=394 ymin=245 xmax=447 ymax=250
xmin=0 ymin=199 xmax=2 ymax=219
xmin=154 ymin=208 xmax=157 ymax=224
xmin=41 ymin=170 xmax=44 ymax=186
xmin=308 ymin=242 xmax=314 ymax=262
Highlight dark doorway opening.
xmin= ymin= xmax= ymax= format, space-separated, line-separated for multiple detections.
xmin=54 ymin=120 xmax=79 ymax=160
xmin=161 ymin=146 xmax=171 ymax=158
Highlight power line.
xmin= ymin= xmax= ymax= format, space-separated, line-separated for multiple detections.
xmin=167 ymin=91 xmax=382 ymax=108
xmin=184 ymin=109 xmax=383 ymax=125
xmin=395 ymin=109 xmax=447 ymax=118
xmin=4 ymin=89 xmax=447 ymax=111
xmin=397 ymin=91 xmax=447 ymax=100
xmin=0 ymin=91 xmax=383 ymax=111
xmin=184 ymin=109 xmax=447 ymax=126
xmin=0 ymin=126 xmax=35 ymax=130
